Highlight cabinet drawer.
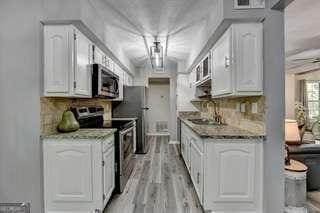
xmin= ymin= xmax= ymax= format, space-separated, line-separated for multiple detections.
xmin=103 ymin=135 xmax=114 ymax=152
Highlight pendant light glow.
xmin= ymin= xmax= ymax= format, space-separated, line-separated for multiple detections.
xmin=150 ymin=39 xmax=164 ymax=70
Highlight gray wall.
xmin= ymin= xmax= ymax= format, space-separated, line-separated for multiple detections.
xmin=0 ymin=1 xmax=134 ymax=212
xmin=0 ymin=0 xmax=43 ymax=212
xmin=263 ymin=2 xmax=285 ymax=212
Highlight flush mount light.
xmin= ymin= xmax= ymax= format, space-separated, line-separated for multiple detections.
xmin=150 ymin=38 xmax=164 ymax=70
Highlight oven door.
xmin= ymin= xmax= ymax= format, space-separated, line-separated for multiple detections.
xmin=119 ymin=126 xmax=135 ymax=191
xmin=98 ymin=67 xmax=119 ymax=98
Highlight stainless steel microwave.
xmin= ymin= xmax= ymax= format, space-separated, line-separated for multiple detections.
xmin=92 ymin=63 xmax=119 ymax=99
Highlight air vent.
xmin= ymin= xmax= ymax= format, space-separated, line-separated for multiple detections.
xmin=156 ymin=121 xmax=168 ymax=132
xmin=0 ymin=203 xmax=30 ymax=213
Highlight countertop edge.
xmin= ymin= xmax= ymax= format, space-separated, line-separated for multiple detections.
xmin=40 ymin=128 xmax=117 ymax=140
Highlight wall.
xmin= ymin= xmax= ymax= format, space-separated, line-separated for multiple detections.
xmin=0 ymin=0 xmax=43 ymax=212
xmin=196 ymin=97 xmax=266 ymax=134
xmin=40 ymin=98 xmax=112 ymax=135
xmin=285 ymin=73 xmax=296 ymax=119
xmin=285 ymin=69 xmax=320 ymax=119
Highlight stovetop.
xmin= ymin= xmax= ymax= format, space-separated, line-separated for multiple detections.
xmin=71 ymin=106 xmax=134 ymax=131
xmin=103 ymin=119 xmax=134 ymax=130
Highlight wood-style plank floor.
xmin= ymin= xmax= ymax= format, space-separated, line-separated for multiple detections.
xmin=105 ymin=136 xmax=204 ymax=213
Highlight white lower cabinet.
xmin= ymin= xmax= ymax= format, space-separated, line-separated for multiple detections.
xmin=181 ymin=123 xmax=263 ymax=213
xmin=190 ymin=138 xmax=204 ymax=204
xmin=43 ymin=135 xmax=115 ymax=213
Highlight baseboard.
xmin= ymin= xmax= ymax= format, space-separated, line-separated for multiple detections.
xmin=147 ymin=132 xmax=170 ymax=136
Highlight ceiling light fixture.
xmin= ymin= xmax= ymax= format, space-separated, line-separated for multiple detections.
xmin=150 ymin=37 xmax=164 ymax=70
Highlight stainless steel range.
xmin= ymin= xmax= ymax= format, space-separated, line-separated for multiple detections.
xmin=71 ymin=106 xmax=136 ymax=193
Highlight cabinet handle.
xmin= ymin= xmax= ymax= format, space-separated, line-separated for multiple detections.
xmin=225 ymin=56 xmax=230 ymax=69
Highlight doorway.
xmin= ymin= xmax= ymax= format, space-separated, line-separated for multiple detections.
xmin=147 ymin=78 xmax=170 ymax=135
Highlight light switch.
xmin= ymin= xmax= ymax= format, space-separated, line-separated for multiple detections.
xmin=251 ymin=102 xmax=258 ymax=114
xmin=240 ymin=103 xmax=246 ymax=113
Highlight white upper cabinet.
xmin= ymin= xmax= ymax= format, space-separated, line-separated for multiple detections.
xmin=44 ymin=25 xmax=73 ymax=96
xmin=211 ymin=23 xmax=263 ymax=98
xmin=93 ymin=46 xmax=105 ymax=65
xmin=234 ymin=23 xmax=263 ymax=93
xmin=44 ymin=25 xmax=92 ymax=98
xmin=234 ymin=0 xmax=265 ymax=9
xmin=211 ymin=28 xmax=232 ymax=96
xmin=74 ymin=29 xmax=92 ymax=96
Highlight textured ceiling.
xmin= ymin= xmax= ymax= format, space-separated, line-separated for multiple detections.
xmin=90 ymin=0 xmax=218 ymax=66
xmin=285 ymin=0 xmax=320 ymax=70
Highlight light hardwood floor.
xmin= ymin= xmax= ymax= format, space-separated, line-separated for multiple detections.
xmin=105 ymin=136 xmax=204 ymax=213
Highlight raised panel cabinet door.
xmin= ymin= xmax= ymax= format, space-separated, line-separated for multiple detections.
xmin=211 ymin=28 xmax=232 ymax=97
xmin=46 ymin=143 xmax=94 ymax=202
xmin=234 ymin=23 xmax=263 ymax=92
xmin=103 ymin=146 xmax=115 ymax=206
xmin=190 ymin=139 xmax=204 ymax=203
xmin=44 ymin=25 xmax=72 ymax=95
xmin=212 ymin=143 xmax=255 ymax=203
xmin=93 ymin=46 xmax=105 ymax=65
xmin=74 ymin=29 xmax=92 ymax=97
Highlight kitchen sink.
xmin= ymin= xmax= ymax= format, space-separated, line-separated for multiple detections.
xmin=187 ymin=118 xmax=225 ymax=126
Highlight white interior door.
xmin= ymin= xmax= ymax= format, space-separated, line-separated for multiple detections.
xmin=147 ymin=82 xmax=170 ymax=134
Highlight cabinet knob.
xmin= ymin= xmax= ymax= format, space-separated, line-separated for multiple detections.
xmin=95 ymin=209 xmax=101 ymax=213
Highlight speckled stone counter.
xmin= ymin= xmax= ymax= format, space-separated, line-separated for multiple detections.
xmin=179 ymin=117 xmax=266 ymax=140
xmin=41 ymin=128 xmax=117 ymax=140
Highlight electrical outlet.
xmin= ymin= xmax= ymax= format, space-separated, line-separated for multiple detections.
xmin=251 ymin=102 xmax=258 ymax=114
xmin=240 ymin=103 xmax=246 ymax=113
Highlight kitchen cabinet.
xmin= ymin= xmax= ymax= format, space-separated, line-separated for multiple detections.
xmin=234 ymin=0 xmax=265 ymax=9
xmin=190 ymin=137 xmax=204 ymax=203
xmin=44 ymin=25 xmax=92 ymax=98
xmin=211 ymin=23 xmax=263 ymax=98
xmin=93 ymin=46 xmax=114 ymax=72
xmin=103 ymin=143 xmax=115 ymax=207
xmin=180 ymin=122 xmax=263 ymax=212
xmin=202 ymin=53 xmax=211 ymax=80
xmin=181 ymin=126 xmax=190 ymax=171
xmin=43 ymin=135 xmax=115 ymax=213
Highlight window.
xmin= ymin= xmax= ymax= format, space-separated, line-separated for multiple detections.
xmin=307 ymin=81 xmax=320 ymax=119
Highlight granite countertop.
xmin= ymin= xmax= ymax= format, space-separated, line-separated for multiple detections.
xmin=179 ymin=117 xmax=266 ymax=140
xmin=41 ymin=128 xmax=117 ymax=140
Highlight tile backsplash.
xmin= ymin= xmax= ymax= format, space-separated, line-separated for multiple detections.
xmin=40 ymin=97 xmax=112 ymax=135
xmin=191 ymin=96 xmax=266 ymax=134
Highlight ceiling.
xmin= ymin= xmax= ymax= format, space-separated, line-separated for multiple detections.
xmin=90 ymin=0 xmax=218 ymax=67
xmin=285 ymin=0 xmax=320 ymax=72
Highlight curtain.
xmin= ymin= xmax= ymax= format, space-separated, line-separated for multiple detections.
xmin=299 ymin=80 xmax=308 ymax=111
xmin=299 ymin=80 xmax=310 ymax=128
